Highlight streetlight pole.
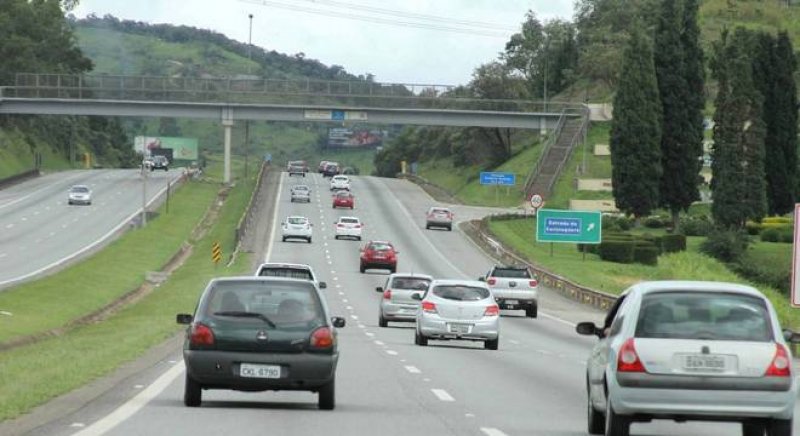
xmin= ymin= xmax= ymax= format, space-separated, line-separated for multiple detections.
xmin=247 ymin=14 xmax=254 ymax=74
xmin=543 ymin=36 xmax=549 ymax=112
xmin=245 ymin=13 xmax=253 ymax=180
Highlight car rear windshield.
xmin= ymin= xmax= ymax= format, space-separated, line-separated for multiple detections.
xmin=71 ymin=186 xmax=89 ymax=193
xmin=431 ymin=208 xmax=450 ymax=214
xmin=635 ymin=292 xmax=773 ymax=342
xmin=432 ymin=285 xmax=490 ymax=301
xmin=257 ymin=267 xmax=314 ymax=281
xmin=491 ymin=268 xmax=531 ymax=278
xmin=336 ymin=192 xmax=351 ymax=198
xmin=370 ymin=243 xmax=392 ymax=251
xmin=293 ymin=186 xmax=309 ymax=191
xmin=288 ymin=217 xmax=307 ymax=225
xmin=205 ymin=281 xmax=324 ymax=328
xmin=340 ymin=218 xmax=359 ymax=224
xmin=391 ymin=277 xmax=430 ymax=290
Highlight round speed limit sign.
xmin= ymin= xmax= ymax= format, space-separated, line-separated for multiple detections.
xmin=530 ymin=193 xmax=544 ymax=209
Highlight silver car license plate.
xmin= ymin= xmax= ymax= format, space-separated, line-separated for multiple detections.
xmin=240 ymin=363 xmax=281 ymax=378
xmin=448 ymin=323 xmax=471 ymax=334
xmin=505 ymin=300 xmax=518 ymax=305
xmin=683 ymin=355 xmax=726 ymax=372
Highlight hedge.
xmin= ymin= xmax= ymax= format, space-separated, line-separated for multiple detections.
xmin=598 ymin=240 xmax=635 ymax=263
xmin=660 ymin=234 xmax=687 ymax=253
xmin=633 ymin=244 xmax=659 ymax=265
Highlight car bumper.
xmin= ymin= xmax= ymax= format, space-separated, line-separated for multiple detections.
xmin=361 ymin=260 xmax=395 ymax=269
xmin=417 ymin=314 xmax=499 ymax=340
xmin=491 ymin=290 xmax=538 ymax=308
xmin=426 ymin=220 xmax=452 ymax=227
xmin=335 ymin=229 xmax=362 ymax=237
xmin=291 ymin=196 xmax=311 ymax=202
xmin=282 ymin=230 xmax=312 ymax=239
xmin=609 ymin=376 xmax=797 ymax=420
xmin=380 ymin=301 xmax=419 ymax=320
xmin=184 ymin=349 xmax=337 ymax=391
xmin=68 ymin=198 xmax=91 ymax=204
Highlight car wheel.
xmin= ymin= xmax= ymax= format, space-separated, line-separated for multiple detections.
xmin=587 ymin=385 xmax=605 ymax=434
xmin=183 ymin=374 xmax=202 ymax=407
xmin=378 ymin=313 xmax=388 ymax=328
xmin=743 ymin=421 xmax=767 ymax=436
xmin=308 ymin=237 xmax=312 ymax=244
xmin=334 ymin=235 xmax=339 ymax=240
xmin=360 ymin=264 xmax=366 ymax=273
xmin=526 ymin=305 xmax=538 ymax=318
xmin=447 ymin=225 xmax=452 ymax=231
xmin=415 ymin=330 xmax=428 ymax=346
xmin=425 ymin=224 xmax=430 ymax=230
xmin=484 ymin=337 xmax=499 ymax=350
xmin=357 ymin=236 xmax=361 ymax=241
xmin=767 ymin=418 xmax=791 ymax=436
xmin=281 ymin=237 xmax=286 ymax=242
xmin=318 ymin=378 xmax=335 ymax=410
xmin=605 ymin=396 xmax=630 ymax=436
xmin=390 ymin=267 xmax=396 ymax=273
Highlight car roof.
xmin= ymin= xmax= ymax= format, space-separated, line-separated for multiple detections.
xmin=628 ymin=280 xmax=764 ymax=298
xmin=256 ymin=262 xmax=313 ymax=270
xmin=429 ymin=279 xmax=488 ymax=287
xmin=338 ymin=216 xmax=360 ymax=221
xmin=71 ymin=184 xmax=90 ymax=189
xmin=286 ymin=215 xmax=309 ymax=220
xmin=211 ymin=276 xmax=316 ymax=285
xmin=292 ymin=184 xmax=310 ymax=189
xmin=492 ymin=265 xmax=529 ymax=270
xmin=389 ymin=273 xmax=433 ymax=280
xmin=368 ymin=240 xmax=392 ymax=245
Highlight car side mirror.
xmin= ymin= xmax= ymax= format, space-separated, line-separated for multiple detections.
xmin=783 ymin=329 xmax=797 ymax=343
xmin=576 ymin=321 xmax=602 ymax=337
xmin=332 ymin=317 xmax=346 ymax=328
xmin=376 ymin=286 xmax=383 ymax=293
xmin=319 ymin=282 xmax=327 ymax=289
xmin=411 ymin=293 xmax=422 ymax=301
xmin=176 ymin=313 xmax=193 ymax=324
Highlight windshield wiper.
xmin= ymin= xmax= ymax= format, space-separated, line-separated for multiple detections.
xmin=214 ymin=311 xmax=276 ymax=328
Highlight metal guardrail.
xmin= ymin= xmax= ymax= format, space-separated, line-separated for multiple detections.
xmin=235 ymin=162 xmax=269 ymax=253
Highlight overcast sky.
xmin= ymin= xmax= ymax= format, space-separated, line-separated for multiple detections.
xmin=72 ymin=0 xmax=574 ymax=85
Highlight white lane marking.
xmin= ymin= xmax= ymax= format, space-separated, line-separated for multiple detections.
xmin=537 ymin=349 xmax=554 ymax=355
xmin=386 ymin=350 xmax=398 ymax=355
xmin=509 ymin=339 xmax=520 ymax=345
xmin=264 ymin=172 xmax=285 ymax=262
xmin=338 ymin=291 xmax=344 ymax=296
xmin=350 ymin=315 xmax=358 ymax=320
xmin=335 ymin=284 xmax=341 ymax=288
xmin=346 ymin=306 xmax=354 ymax=310
xmin=333 ymin=277 xmax=338 ymax=281
xmin=21 ymin=217 xmax=27 ymax=221
xmin=374 ymin=340 xmax=385 ymax=346
xmin=49 ymin=232 xmax=55 ymax=237
xmin=71 ymin=361 xmax=184 ymax=436
xmin=33 ymin=211 xmax=40 ymax=215
xmin=69 ymin=423 xmax=86 ymax=428
xmin=424 ymin=378 xmax=431 ymax=382
xmin=365 ymin=332 xmax=374 ymax=337
xmin=35 ymin=239 xmax=42 ymax=244
xmin=0 ymin=253 xmax=7 ymax=259
xmin=540 ymin=311 xmax=577 ymax=327
xmin=357 ymin=324 xmax=366 ymax=329
xmin=342 ymin=299 xmax=348 ymax=303
xmin=5 ymin=224 xmax=13 ymax=229
xmin=330 ymin=270 xmax=336 ymax=274
xmin=431 ymin=389 xmax=455 ymax=402
xmin=405 ymin=366 xmax=421 ymax=374
xmin=480 ymin=428 xmax=508 ymax=436
xmin=62 ymin=224 xmax=68 ymax=229
xmin=465 ymin=413 xmax=475 ymax=418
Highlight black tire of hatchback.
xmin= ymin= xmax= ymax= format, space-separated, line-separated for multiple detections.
xmin=587 ymin=389 xmax=605 ymax=434
xmin=484 ymin=337 xmax=499 ymax=350
xmin=415 ymin=330 xmax=428 ymax=346
xmin=743 ymin=421 xmax=767 ymax=436
xmin=318 ymin=379 xmax=335 ymax=410
xmin=447 ymin=225 xmax=452 ymax=231
xmin=378 ymin=314 xmax=388 ymax=328
xmin=526 ymin=305 xmax=538 ymax=318
xmin=308 ymin=237 xmax=312 ymax=244
xmin=390 ymin=266 xmax=396 ymax=273
xmin=184 ymin=374 xmax=202 ymax=407
xmin=766 ymin=419 xmax=792 ymax=436
xmin=605 ymin=398 xmax=630 ymax=436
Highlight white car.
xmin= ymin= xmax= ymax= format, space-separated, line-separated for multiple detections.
xmin=576 ymin=281 xmax=797 ymax=436
xmin=377 ymin=273 xmax=433 ymax=327
xmin=290 ymin=185 xmax=311 ymax=203
xmin=281 ymin=216 xmax=313 ymax=243
xmin=67 ymin=185 xmax=92 ymax=205
xmin=330 ymin=175 xmax=350 ymax=191
xmin=254 ymin=262 xmax=326 ymax=289
xmin=334 ymin=216 xmax=362 ymax=240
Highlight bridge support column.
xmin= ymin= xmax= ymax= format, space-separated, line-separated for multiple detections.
xmin=221 ymin=108 xmax=234 ymax=184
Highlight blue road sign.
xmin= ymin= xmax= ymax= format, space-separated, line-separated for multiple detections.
xmin=480 ymin=172 xmax=516 ymax=186
xmin=331 ymin=110 xmax=345 ymax=121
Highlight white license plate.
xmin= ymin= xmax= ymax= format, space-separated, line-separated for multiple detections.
xmin=505 ymin=300 xmax=518 ymax=305
xmin=240 ymin=363 xmax=281 ymax=379
xmin=448 ymin=323 xmax=472 ymax=334
xmin=683 ymin=355 xmax=726 ymax=372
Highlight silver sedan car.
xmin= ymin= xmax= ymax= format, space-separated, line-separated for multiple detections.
xmin=576 ymin=281 xmax=797 ymax=436
xmin=376 ymin=273 xmax=433 ymax=327
xmin=414 ymin=279 xmax=500 ymax=350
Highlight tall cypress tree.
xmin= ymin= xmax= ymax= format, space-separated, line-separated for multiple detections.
xmin=680 ymin=0 xmax=706 ymax=221
xmin=610 ymin=23 xmax=663 ymax=221
xmin=711 ymin=29 xmax=767 ymax=229
xmin=771 ymin=32 xmax=798 ymax=214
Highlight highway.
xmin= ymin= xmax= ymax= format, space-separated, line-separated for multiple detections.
xmin=0 ymin=169 xmax=183 ymax=290
xmin=17 ymin=172 xmax=800 ymax=435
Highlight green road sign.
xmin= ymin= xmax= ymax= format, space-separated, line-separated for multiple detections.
xmin=536 ymin=209 xmax=602 ymax=244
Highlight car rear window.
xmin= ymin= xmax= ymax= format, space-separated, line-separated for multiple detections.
xmin=336 ymin=192 xmax=351 ymax=198
xmin=491 ymin=268 xmax=531 ymax=278
xmin=206 ymin=281 xmax=324 ymax=328
xmin=288 ymin=217 xmax=307 ymax=225
xmin=71 ymin=186 xmax=89 ymax=193
xmin=391 ymin=277 xmax=430 ymax=290
xmin=635 ymin=292 xmax=773 ymax=342
xmin=294 ymin=186 xmax=309 ymax=191
xmin=370 ymin=242 xmax=392 ymax=251
xmin=340 ymin=218 xmax=359 ymax=224
xmin=257 ymin=267 xmax=314 ymax=281
xmin=432 ymin=285 xmax=490 ymax=301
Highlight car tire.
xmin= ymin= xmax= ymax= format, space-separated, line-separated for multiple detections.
xmin=605 ymin=397 xmax=630 ymax=436
xmin=484 ymin=337 xmax=499 ymax=350
xmin=378 ymin=314 xmax=388 ymax=328
xmin=587 ymin=387 xmax=605 ymax=434
xmin=526 ymin=305 xmax=538 ymax=318
xmin=743 ymin=421 xmax=767 ymax=436
xmin=415 ymin=330 xmax=428 ymax=346
xmin=447 ymin=225 xmax=452 ymax=231
xmin=357 ymin=236 xmax=361 ymax=241
xmin=318 ymin=379 xmax=335 ymax=410
xmin=308 ymin=237 xmax=312 ymax=244
xmin=281 ymin=237 xmax=286 ymax=242
xmin=183 ymin=374 xmax=202 ymax=407
xmin=425 ymin=224 xmax=430 ymax=230
xmin=767 ymin=418 xmax=791 ymax=436
xmin=334 ymin=235 xmax=339 ymax=240
xmin=390 ymin=266 xmax=396 ymax=273
xmin=360 ymin=264 xmax=366 ymax=273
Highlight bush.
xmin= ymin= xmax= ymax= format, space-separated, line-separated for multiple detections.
xmin=700 ymin=229 xmax=750 ymax=263
xmin=745 ymin=221 xmax=762 ymax=236
xmin=603 ymin=214 xmax=633 ymax=231
xmin=633 ymin=243 xmax=659 ymax=266
xmin=780 ymin=229 xmax=794 ymax=243
xmin=644 ymin=216 xmax=667 ymax=229
xmin=599 ymin=240 xmax=636 ymax=263
xmin=760 ymin=228 xmax=781 ymax=243
xmin=762 ymin=216 xmax=792 ymax=225
xmin=731 ymin=258 xmax=791 ymax=295
xmin=681 ymin=216 xmax=714 ymax=236
xmin=660 ymin=234 xmax=687 ymax=253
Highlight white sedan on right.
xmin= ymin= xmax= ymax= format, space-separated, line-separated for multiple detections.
xmin=334 ymin=216 xmax=362 ymax=240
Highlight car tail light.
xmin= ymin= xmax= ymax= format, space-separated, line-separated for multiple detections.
xmin=765 ymin=343 xmax=792 ymax=377
xmin=310 ymin=327 xmax=335 ymax=349
xmin=190 ymin=323 xmax=215 ymax=346
xmin=421 ymin=301 xmax=437 ymax=314
xmin=529 ymin=279 xmax=538 ymax=287
xmin=484 ymin=305 xmax=500 ymax=316
xmin=383 ymin=289 xmax=392 ymax=300
xmin=355 ymin=224 xmax=361 ymax=228
xmin=617 ymin=338 xmax=645 ymax=373
xmin=337 ymin=223 xmax=344 ymax=227
xmin=448 ymin=212 xmax=454 ymax=219
xmin=487 ymin=278 xmax=496 ymax=286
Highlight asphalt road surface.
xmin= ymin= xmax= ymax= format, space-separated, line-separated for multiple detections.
xmin=0 ymin=169 xmax=183 ymax=290
xmin=14 ymin=172 xmax=800 ymax=436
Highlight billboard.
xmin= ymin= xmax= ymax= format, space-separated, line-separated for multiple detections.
xmin=327 ymin=128 xmax=384 ymax=148
xmin=134 ymin=136 xmax=199 ymax=161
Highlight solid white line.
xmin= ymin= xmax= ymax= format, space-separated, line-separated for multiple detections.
xmin=405 ymin=366 xmax=421 ymax=374
xmin=264 ymin=172 xmax=285 ymax=262
xmin=480 ymin=428 xmax=509 ymax=436
xmin=71 ymin=361 xmax=184 ymax=436
xmin=431 ymin=389 xmax=455 ymax=402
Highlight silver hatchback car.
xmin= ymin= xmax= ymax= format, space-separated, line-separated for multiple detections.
xmin=414 ymin=279 xmax=500 ymax=350
xmin=576 ymin=281 xmax=797 ymax=436
xmin=376 ymin=273 xmax=433 ymax=327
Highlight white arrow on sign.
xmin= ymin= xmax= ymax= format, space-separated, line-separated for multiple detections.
xmin=587 ymin=223 xmax=595 ymax=232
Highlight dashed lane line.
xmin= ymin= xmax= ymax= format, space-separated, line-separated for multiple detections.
xmin=480 ymin=428 xmax=509 ymax=436
xmin=431 ymin=389 xmax=455 ymax=402
xmin=404 ymin=366 xmax=421 ymax=374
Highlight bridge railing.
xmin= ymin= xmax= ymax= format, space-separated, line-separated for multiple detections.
xmin=3 ymin=73 xmax=583 ymax=113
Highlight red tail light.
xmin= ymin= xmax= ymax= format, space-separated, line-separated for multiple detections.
xmin=487 ymin=278 xmax=496 ymax=286
xmin=617 ymin=338 xmax=645 ymax=373
xmin=337 ymin=223 xmax=344 ymax=227
xmin=765 ymin=344 xmax=792 ymax=377
xmin=383 ymin=289 xmax=392 ymax=300
xmin=529 ymin=279 xmax=538 ymax=287
xmin=448 ymin=212 xmax=454 ymax=219
xmin=310 ymin=327 xmax=335 ymax=349
xmin=421 ymin=301 xmax=437 ymax=314
xmin=190 ymin=323 xmax=215 ymax=346
xmin=484 ymin=305 xmax=500 ymax=316
xmin=354 ymin=224 xmax=362 ymax=228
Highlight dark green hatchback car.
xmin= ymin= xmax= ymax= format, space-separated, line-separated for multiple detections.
xmin=177 ymin=277 xmax=346 ymax=409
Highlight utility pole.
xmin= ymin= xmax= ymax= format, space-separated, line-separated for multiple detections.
xmin=543 ymin=36 xmax=549 ymax=112
xmin=247 ymin=14 xmax=254 ymax=74
xmin=245 ymin=13 xmax=254 ymax=180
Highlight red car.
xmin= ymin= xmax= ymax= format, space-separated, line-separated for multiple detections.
xmin=360 ymin=241 xmax=398 ymax=273
xmin=332 ymin=191 xmax=354 ymax=209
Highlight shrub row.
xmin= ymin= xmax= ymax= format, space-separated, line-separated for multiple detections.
xmin=760 ymin=228 xmax=794 ymax=243
xmin=578 ymin=232 xmax=687 ymax=266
